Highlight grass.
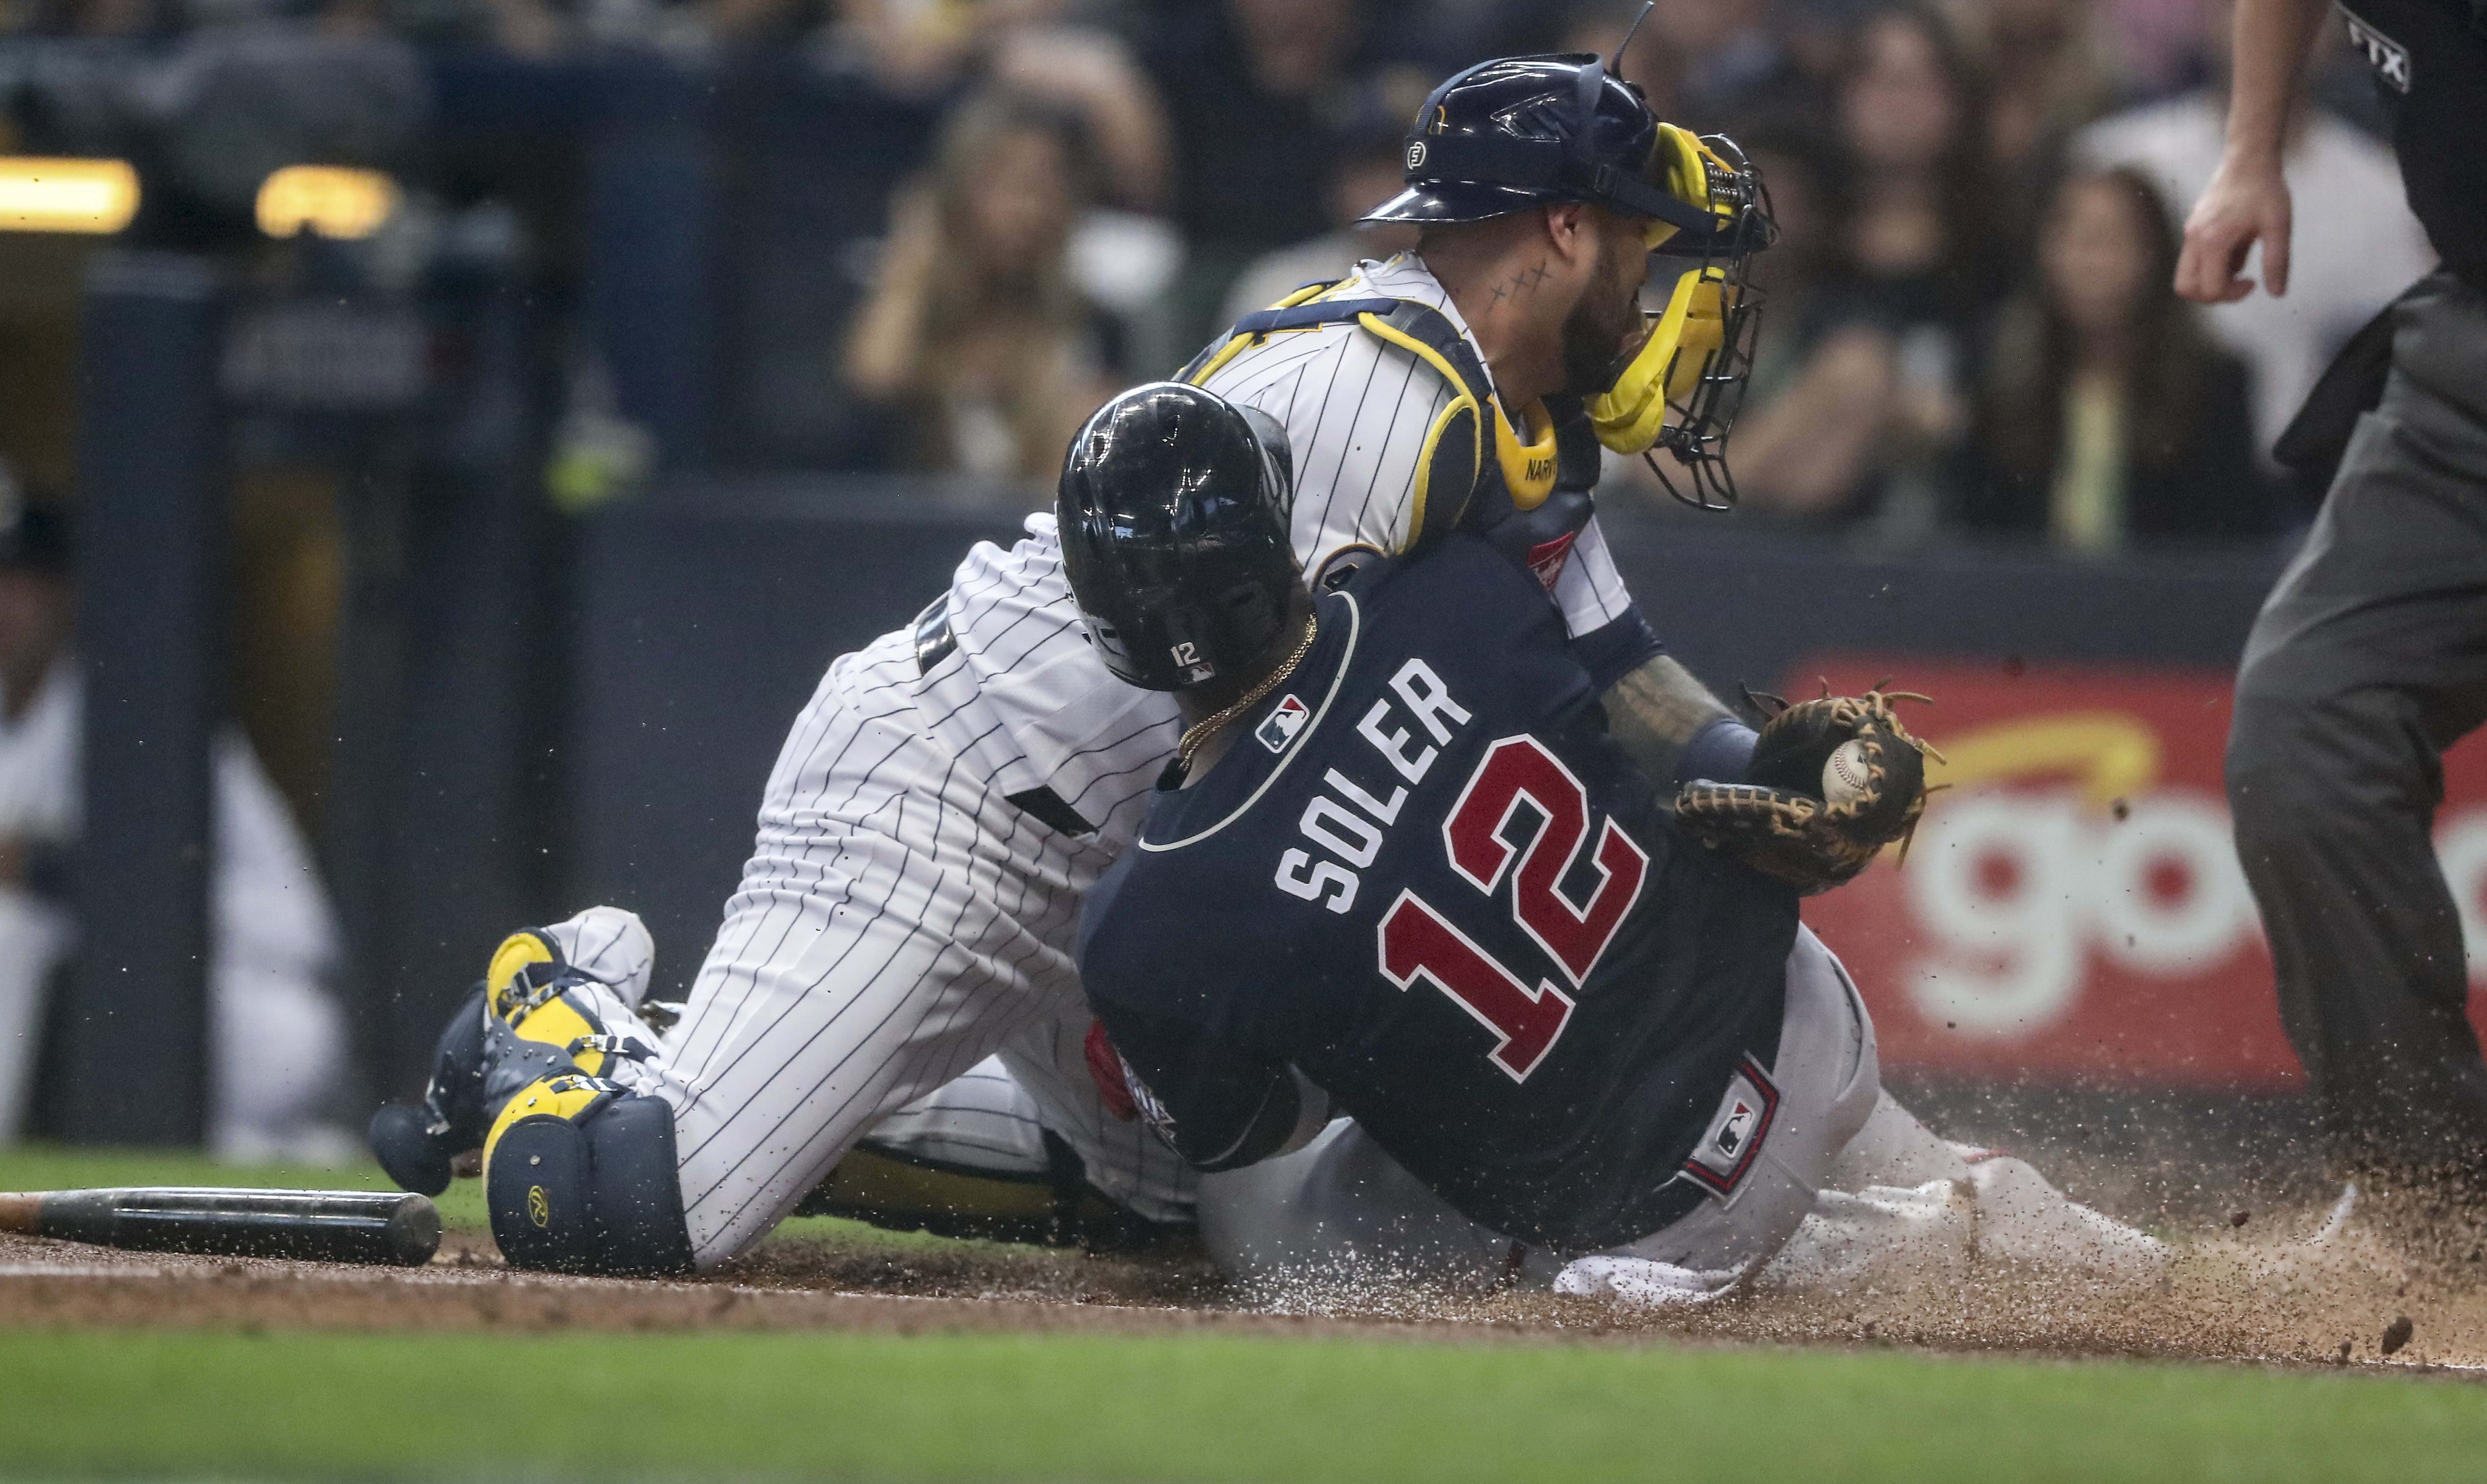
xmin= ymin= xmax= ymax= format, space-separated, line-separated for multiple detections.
xmin=5 ymin=1147 xmax=2485 ymax=1483
xmin=0 ymin=1327 xmax=2484 ymax=1483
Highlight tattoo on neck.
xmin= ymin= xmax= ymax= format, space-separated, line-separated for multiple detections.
xmin=1488 ymin=260 xmax=1552 ymax=309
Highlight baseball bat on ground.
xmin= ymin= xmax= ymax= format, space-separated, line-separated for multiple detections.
xmin=0 ymin=1187 xmax=441 ymax=1266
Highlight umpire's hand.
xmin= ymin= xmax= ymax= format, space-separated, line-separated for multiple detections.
xmin=2178 ymin=154 xmax=2294 ymax=304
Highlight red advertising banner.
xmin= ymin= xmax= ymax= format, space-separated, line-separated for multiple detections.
xmin=1797 ymin=657 xmax=2487 ymax=1089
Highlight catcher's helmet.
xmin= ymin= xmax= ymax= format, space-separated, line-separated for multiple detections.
xmin=1057 ymin=382 xmax=1300 ymax=693
xmin=1367 ymin=51 xmax=1730 ymax=248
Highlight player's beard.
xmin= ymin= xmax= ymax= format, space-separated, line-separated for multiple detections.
xmin=1558 ymin=235 xmax=1644 ymax=397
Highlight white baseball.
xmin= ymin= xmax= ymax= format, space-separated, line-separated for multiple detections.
xmin=1823 ymin=739 xmax=1871 ymax=806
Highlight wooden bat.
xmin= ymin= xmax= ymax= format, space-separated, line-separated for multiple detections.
xmin=0 ymin=1187 xmax=441 ymax=1267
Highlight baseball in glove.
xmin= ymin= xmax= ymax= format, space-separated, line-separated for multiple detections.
xmin=1673 ymin=685 xmax=1939 ymax=894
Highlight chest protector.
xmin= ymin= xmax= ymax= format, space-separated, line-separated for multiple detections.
xmin=1179 ymin=285 xmax=1604 ymax=595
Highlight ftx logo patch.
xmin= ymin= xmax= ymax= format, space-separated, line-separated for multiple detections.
xmin=1257 ymin=694 xmax=1311 ymax=753
xmin=1681 ymin=1055 xmax=1780 ymax=1200
xmin=2342 ymin=6 xmax=2411 ymax=91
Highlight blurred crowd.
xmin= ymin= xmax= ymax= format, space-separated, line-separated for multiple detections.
xmin=814 ymin=0 xmax=2431 ymax=548
xmin=0 ymin=0 xmax=2435 ymax=545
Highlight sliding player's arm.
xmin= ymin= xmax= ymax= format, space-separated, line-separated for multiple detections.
xmin=1557 ymin=519 xmax=1758 ymax=791
xmin=1091 ymin=1004 xmax=1330 ymax=1173
xmin=1603 ymin=655 xmax=1757 ymax=792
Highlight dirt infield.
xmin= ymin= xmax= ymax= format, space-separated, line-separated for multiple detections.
xmin=7 ymin=1189 xmax=2487 ymax=1375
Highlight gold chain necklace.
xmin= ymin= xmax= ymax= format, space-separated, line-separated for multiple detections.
xmin=1175 ymin=614 xmax=1319 ymax=772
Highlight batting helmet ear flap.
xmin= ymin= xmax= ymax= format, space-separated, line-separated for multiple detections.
xmin=1235 ymin=404 xmax=1295 ymax=510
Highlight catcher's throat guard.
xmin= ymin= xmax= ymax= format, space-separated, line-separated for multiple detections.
xmin=1590 ymin=129 xmax=1773 ymax=511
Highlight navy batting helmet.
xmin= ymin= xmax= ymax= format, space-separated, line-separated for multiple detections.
xmin=1057 ymin=382 xmax=1300 ymax=693
xmin=1368 ymin=51 xmax=1730 ymax=249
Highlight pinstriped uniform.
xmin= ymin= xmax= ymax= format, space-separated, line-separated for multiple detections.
xmin=1196 ymin=254 xmax=1635 ymax=638
xmin=590 ymin=252 xmax=1642 ymax=1269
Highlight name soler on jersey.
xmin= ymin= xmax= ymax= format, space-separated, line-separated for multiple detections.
xmin=1274 ymin=654 xmax=1473 ymax=914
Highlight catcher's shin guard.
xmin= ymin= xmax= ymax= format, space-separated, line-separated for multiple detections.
xmin=484 ymin=1074 xmax=693 ymax=1276
xmin=370 ymin=920 xmax=661 ymax=1197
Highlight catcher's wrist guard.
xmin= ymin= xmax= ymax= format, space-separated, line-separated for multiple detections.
xmin=1676 ymin=716 xmax=1758 ymax=790
xmin=1673 ymin=687 xmax=1936 ymax=895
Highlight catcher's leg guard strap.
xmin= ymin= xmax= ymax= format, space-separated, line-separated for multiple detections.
xmin=488 ymin=1088 xmax=693 ymax=1276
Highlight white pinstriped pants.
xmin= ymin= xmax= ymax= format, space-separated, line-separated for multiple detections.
xmin=605 ymin=632 xmax=1192 ymax=1267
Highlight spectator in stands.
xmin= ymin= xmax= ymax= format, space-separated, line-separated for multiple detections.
xmin=842 ymin=94 xmax=1112 ymax=495
xmin=1957 ymin=0 xmax=2127 ymax=262
xmin=1837 ymin=4 xmax=1997 ymax=319
xmin=821 ymin=0 xmax=1172 ymax=215
xmin=1956 ymin=168 xmax=2271 ymax=551
xmin=1666 ymin=132 xmax=1898 ymax=523
xmin=1644 ymin=0 xmax=1823 ymax=128
xmin=1142 ymin=0 xmax=1376 ymax=347
xmin=2072 ymin=0 xmax=2432 ymax=452
xmin=1825 ymin=4 xmax=1990 ymax=532
xmin=1217 ymin=99 xmax=1419 ymax=328
xmin=0 ymin=499 xmax=348 ymax=1158
xmin=1467 ymin=0 xmax=1814 ymax=130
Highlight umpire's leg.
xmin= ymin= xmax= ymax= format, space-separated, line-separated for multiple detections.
xmin=2227 ymin=273 xmax=2487 ymax=1174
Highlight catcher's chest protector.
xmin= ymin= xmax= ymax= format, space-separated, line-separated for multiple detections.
xmin=1182 ymin=291 xmax=1607 ymax=589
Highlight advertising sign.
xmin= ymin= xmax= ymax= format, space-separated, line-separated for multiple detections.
xmin=1797 ymin=658 xmax=2487 ymax=1088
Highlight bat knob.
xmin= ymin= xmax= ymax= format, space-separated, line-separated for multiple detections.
xmin=369 ymin=1103 xmax=456 ymax=1197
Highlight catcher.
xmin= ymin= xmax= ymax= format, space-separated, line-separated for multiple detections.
xmin=1064 ymin=382 xmax=2160 ymax=1300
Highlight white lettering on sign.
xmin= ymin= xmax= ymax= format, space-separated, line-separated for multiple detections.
xmin=1907 ymin=790 xmax=2487 ymax=1038
xmin=1906 ymin=789 xmax=2259 ymax=1035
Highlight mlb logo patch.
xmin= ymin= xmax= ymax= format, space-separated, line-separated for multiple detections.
xmin=1257 ymin=694 xmax=1311 ymax=753
xmin=1525 ymin=532 xmax=1577 ymax=592
xmin=1682 ymin=1054 xmax=1780 ymax=1201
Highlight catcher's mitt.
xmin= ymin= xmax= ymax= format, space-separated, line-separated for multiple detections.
xmin=1674 ymin=687 xmax=1937 ymax=894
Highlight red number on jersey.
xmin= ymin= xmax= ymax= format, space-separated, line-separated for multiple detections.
xmin=1375 ymin=735 xmax=1647 ymax=1082
xmin=1440 ymin=735 xmax=1649 ymax=986
xmin=1377 ymin=890 xmax=1576 ymax=1082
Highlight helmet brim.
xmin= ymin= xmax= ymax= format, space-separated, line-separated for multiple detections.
xmin=1359 ymin=181 xmax=1555 ymax=226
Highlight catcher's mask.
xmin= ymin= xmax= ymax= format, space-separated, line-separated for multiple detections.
xmin=1057 ymin=382 xmax=1302 ymax=694
xmin=1364 ymin=19 xmax=1737 ymax=254
xmin=1588 ymin=129 xmax=1775 ymax=511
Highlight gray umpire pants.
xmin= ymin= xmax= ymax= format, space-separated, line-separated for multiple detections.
xmin=2228 ymin=272 xmax=2487 ymax=1171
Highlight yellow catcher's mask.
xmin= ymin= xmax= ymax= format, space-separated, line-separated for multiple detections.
xmin=1588 ymin=263 xmax=1734 ymax=457
xmin=1589 ymin=124 xmax=1749 ymax=458
xmin=1636 ymin=124 xmax=1742 ymax=255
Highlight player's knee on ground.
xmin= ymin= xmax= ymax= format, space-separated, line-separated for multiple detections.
xmin=485 ymin=1074 xmax=693 ymax=1276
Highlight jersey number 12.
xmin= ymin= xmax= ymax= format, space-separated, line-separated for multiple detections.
xmin=1377 ymin=735 xmax=1649 ymax=1081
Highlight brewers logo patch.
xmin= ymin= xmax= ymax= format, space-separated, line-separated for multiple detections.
xmin=1257 ymin=694 xmax=1311 ymax=753
xmin=1681 ymin=1054 xmax=1779 ymax=1199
